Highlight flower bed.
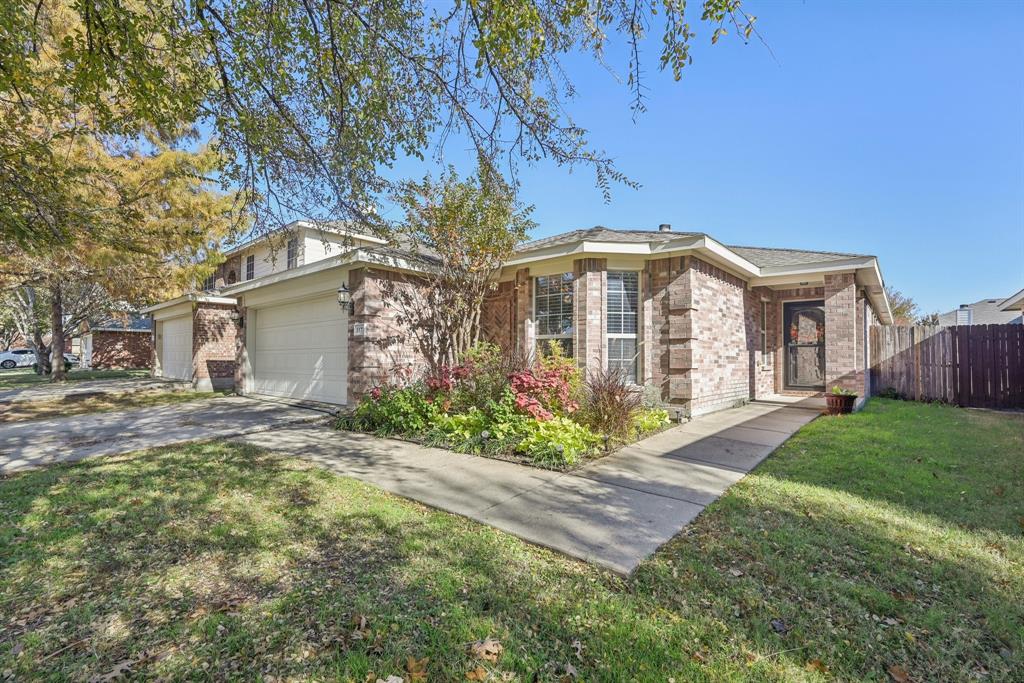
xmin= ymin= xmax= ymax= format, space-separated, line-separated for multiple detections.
xmin=337 ymin=342 xmax=671 ymax=469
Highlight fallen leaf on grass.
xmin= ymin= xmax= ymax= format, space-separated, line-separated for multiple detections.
xmin=468 ymin=637 xmax=503 ymax=663
xmin=805 ymin=659 xmax=828 ymax=673
xmin=87 ymin=648 xmax=170 ymax=682
xmin=466 ymin=666 xmax=488 ymax=681
xmin=887 ymin=664 xmax=911 ymax=682
xmin=406 ymin=656 xmax=428 ymax=682
xmin=769 ymin=618 xmax=791 ymax=635
xmin=571 ymin=638 xmax=583 ymax=659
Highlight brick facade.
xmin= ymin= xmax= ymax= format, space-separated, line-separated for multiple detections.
xmin=193 ymin=302 xmax=239 ymax=391
xmin=89 ymin=331 xmax=152 ymax=369
xmin=688 ymin=258 xmax=755 ymax=416
xmin=573 ymin=258 xmax=607 ymax=373
xmin=824 ymin=272 xmax=859 ymax=395
xmin=482 ymin=258 xmax=875 ymax=417
xmin=346 ymin=267 xmax=429 ymax=403
xmin=175 ymin=249 xmax=879 ymax=412
xmin=646 ymin=256 xmax=695 ymax=410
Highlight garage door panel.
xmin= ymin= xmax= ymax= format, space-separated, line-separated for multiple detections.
xmin=251 ymin=295 xmax=347 ymax=404
xmin=160 ymin=315 xmax=192 ymax=381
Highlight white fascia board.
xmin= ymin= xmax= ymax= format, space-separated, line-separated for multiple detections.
xmin=689 ymin=236 xmax=761 ymax=277
xmin=998 ymin=287 xmax=1024 ymax=311
xmin=295 ymin=220 xmax=388 ymax=245
xmin=220 ymin=252 xmax=355 ymax=295
xmin=864 ymin=258 xmax=894 ymax=324
xmin=219 ymin=248 xmax=428 ymax=297
xmin=222 ymin=221 xmax=387 ymax=258
xmin=141 ymin=293 xmax=237 ymax=314
xmin=90 ymin=328 xmax=151 ymax=333
xmin=754 ymin=255 xmax=878 ymax=279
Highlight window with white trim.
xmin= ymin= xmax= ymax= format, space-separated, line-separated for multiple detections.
xmin=534 ymin=272 xmax=574 ymax=357
xmin=202 ymin=273 xmax=215 ymax=291
xmin=245 ymin=254 xmax=255 ymax=281
xmin=606 ymin=271 xmax=639 ymax=383
xmin=286 ymin=238 xmax=299 ymax=269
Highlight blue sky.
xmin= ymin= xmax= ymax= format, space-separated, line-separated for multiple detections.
xmin=386 ymin=0 xmax=1024 ymax=316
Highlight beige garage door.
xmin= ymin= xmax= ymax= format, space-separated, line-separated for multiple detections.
xmin=160 ymin=315 xmax=193 ymax=381
xmin=251 ymin=295 xmax=347 ymax=404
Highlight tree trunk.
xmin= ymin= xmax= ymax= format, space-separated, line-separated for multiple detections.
xmin=49 ymin=282 xmax=66 ymax=381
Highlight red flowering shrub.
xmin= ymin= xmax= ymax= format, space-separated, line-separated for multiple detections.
xmin=425 ymin=366 xmax=459 ymax=394
xmin=509 ymin=362 xmax=580 ymax=422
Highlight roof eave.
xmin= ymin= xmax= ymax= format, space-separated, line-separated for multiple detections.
xmin=140 ymin=293 xmax=238 ymax=314
xmin=998 ymin=287 xmax=1024 ymax=311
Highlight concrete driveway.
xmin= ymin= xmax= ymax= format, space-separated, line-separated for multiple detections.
xmin=237 ymin=401 xmax=821 ymax=574
xmin=0 ymin=375 xmax=187 ymax=403
xmin=0 ymin=396 xmax=329 ymax=473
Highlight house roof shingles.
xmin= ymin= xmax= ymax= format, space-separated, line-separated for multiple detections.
xmin=515 ymin=226 xmax=703 ymax=254
xmin=514 ymin=226 xmax=873 ymax=270
xmin=91 ymin=316 xmax=152 ymax=332
xmin=937 ymin=299 xmax=1023 ymax=326
xmin=726 ymin=245 xmax=871 ymax=268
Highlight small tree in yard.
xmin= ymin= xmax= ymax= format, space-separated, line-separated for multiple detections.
xmin=387 ymin=166 xmax=535 ymax=372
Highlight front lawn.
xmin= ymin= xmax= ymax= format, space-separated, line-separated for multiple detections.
xmin=1 ymin=399 xmax=1020 ymax=681
xmin=0 ymin=390 xmax=223 ymax=423
xmin=0 ymin=368 xmax=150 ymax=390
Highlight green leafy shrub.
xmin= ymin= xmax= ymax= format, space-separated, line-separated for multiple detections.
xmin=578 ymin=367 xmax=643 ymax=440
xmin=430 ymin=407 xmax=489 ymax=443
xmin=452 ymin=342 xmax=528 ymax=412
xmin=633 ymin=407 xmax=671 ymax=436
xmin=516 ymin=416 xmax=601 ymax=467
xmin=348 ymin=384 xmax=438 ymax=435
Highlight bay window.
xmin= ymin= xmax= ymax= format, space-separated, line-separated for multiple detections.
xmin=607 ymin=271 xmax=639 ymax=383
xmin=534 ymin=272 xmax=574 ymax=356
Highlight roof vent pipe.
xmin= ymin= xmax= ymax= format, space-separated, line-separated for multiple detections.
xmin=658 ymin=223 xmax=672 ymax=232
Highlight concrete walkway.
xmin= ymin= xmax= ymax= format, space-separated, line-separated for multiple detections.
xmin=0 ymin=375 xmax=189 ymax=404
xmin=0 ymin=396 xmax=329 ymax=473
xmin=236 ymin=401 xmax=821 ymax=574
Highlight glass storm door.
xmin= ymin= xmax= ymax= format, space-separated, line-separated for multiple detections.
xmin=783 ymin=301 xmax=826 ymax=390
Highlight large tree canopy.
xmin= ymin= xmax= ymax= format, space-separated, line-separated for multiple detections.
xmin=1 ymin=0 xmax=757 ymax=249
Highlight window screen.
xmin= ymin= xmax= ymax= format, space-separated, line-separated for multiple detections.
xmin=606 ymin=271 xmax=639 ymax=383
xmin=534 ymin=272 xmax=574 ymax=356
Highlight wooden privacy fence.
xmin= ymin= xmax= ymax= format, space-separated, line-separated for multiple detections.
xmin=870 ymin=324 xmax=1024 ymax=409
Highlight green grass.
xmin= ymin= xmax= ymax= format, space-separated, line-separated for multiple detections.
xmin=0 ymin=399 xmax=1020 ymax=681
xmin=0 ymin=368 xmax=150 ymax=390
xmin=0 ymin=390 xmax=224 ymax=423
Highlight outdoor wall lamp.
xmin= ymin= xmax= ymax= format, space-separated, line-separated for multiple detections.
xmin=337 ymin=284 xmax=354 ymax=314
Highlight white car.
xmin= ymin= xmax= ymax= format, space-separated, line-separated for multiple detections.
xmin=0 ymin=348 xmax=37 ymax=369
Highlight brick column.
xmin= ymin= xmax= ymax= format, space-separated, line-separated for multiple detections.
xmin=573 ymin=258 xmax=606 ymax=377
xmin=824 ymin=272 xmax=858 ymax=393
xmin=192 ymin=302 xmax=239 ymax=391
xmin=347 ymin=267 xmax=375 ymax=403
xmin=647 ymin=256 xmax=696 ymax=417
xmin=234 ymin=304 xmax=249 ymax=394
xmin=513 ymin=268 xmax=533 ymax=359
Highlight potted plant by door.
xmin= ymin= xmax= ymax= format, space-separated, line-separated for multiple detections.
xmin=825 ymin=386 xmax=857 ymax=415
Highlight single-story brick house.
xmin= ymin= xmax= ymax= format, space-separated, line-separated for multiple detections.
xmin=81 ymin=316 xmax=153 ymax=370
xmin=143 ymin=222 xmax=892 ymax=415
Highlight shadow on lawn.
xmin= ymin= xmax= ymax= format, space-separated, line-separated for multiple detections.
xmin=0 ymin=440 xmax=1020 ymax=681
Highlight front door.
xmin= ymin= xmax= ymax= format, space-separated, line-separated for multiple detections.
xmin=783 ymin=301 xmax=825 ymax=390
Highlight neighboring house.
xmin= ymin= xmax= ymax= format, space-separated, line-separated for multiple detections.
xmin=81 ymin=316 xmax=153 ymax=369
xmin=997 ymin=287 xmax=1024 ymax=318
xmin=142 ymin=222 xmax=893 ymax=416
xmin=937 ymin=296 xmax=1023 ymax=327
